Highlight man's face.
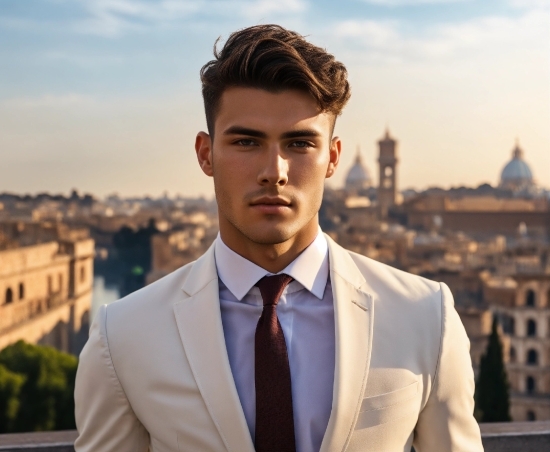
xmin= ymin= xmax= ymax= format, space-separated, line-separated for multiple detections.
xmin=196 ymin=87 xmax=340 ymax=246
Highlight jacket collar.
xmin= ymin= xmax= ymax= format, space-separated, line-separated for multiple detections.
xmin=320 ymin=234 xmax=374 ymax=452
xmin=176 ymin=234 xmax=374 ymax=452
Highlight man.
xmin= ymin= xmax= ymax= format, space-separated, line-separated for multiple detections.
xmin=75 ymin=25 xmax=483 ymax=452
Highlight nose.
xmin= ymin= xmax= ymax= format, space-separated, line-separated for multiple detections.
xmin=257 ymin=146 xmax=289 ymax=187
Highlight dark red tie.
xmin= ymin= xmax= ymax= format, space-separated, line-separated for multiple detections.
xmin=255 ymin=274 xmax=296 ymax=452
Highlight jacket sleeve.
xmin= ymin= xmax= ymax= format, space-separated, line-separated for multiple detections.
xmin=74 ymin=304 xmax=150 ymax=452
xmin=413 ymin=283 xmax=484 ymax=452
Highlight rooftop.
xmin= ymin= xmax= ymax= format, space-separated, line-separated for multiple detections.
xmin=0 ymin=422 xmax=548 ymax=451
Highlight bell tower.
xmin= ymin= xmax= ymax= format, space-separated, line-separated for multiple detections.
xmin=377 ymin=128 xmax=398 ymax=219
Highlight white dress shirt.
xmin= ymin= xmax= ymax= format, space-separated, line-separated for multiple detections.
xmin=214 ymin=231 xmax=335 ymax=452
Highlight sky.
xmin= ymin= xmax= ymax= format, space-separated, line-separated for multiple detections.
xmin=1 ymin=0 xmax=549 ymax=198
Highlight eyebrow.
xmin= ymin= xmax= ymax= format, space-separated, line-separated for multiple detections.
xmin=281 ymin=129 xmax=321 ymax=139
xmin=223 ymin=126 xmax=321 ymax=140
xmin=223 ymin=126 xmax=267 ymax=138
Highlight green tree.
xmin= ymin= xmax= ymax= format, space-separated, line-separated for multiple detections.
xmin=0 ymin=364 xmax=25 ymax=433
xmin=0 ymin=341 xmax=78 ymax=432
xmin=475 ymin=316 xmax=511 ymax=422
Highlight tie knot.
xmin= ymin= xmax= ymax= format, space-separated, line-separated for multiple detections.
xmin=256 ymin=274 xmax=293 ymax=307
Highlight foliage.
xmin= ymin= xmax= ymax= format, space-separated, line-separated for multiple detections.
xmin=0 ymin=341 xmax=78 ymax=433
xmin=475 ymin=316 xmax=511 ymax=422
xmin=0 ymin=364 xmax=25 ymax=433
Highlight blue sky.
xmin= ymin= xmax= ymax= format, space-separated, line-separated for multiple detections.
xmin=1 ymin=0 xmax=549 ymax=197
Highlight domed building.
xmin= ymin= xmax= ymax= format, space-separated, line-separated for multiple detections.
xmin=345 ymin=147 xmax=372 ymax=191
xmin=499 ymin=141 xmax=535 ymax=191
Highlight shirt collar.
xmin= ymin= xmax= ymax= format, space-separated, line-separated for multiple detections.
xmin=214 ymin=229 xmax=329 ymax=301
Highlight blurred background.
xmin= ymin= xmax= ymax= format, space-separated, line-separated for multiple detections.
xmin=0 ymin=0 xmax=549 ymax=438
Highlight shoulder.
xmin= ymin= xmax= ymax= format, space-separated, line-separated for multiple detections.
xmin=338 ymin=246 xmax=451 ymax=350
xmin=98 ymin=258 xmax=200 ymax=344
xmin=346 ymin=248 xmax=442 ymax=303
xmin=109 ymin=260 xmax=196 ymax=313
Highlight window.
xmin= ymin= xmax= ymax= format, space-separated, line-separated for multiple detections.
xmin=5 ymin=288 xmax=13 ymax=304
xmin=527 ymin=319 xmax=537 ymax=337
xmin=527 ymin=410 xmax=536 ymax=421
xmin=526 ymin=376 xmax=536 ymax=394
xmin=509 ymin=346 xmax=516 ymax=363
xmin=47 ymin=275 xmax=52 ymax=295
xmin=526 ymin=289 xmax=536 ymax=307
xmin=18 ymin=283 xmax=24 ymax=300
xmin=384 ymin=166 xmax=393 ymax=177
xmin=527 ymin=349 xmax=538 ymax=365
xmin=80 ymin=266 xmax=86 ymax=283
xmin=58 ymin=274 xmax=63 ymax=292
xmin=503 ymin=315 xmax=515 ymax=335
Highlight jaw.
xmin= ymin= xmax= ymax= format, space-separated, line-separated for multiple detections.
xmin=223 ymin=207 xmax=301 ymax=245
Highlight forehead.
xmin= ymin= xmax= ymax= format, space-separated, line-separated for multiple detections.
xmin=214 ymin=87 xmax=333 ymax=136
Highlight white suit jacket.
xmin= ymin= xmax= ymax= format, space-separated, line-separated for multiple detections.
xmin=74 ymin=235 xmax=483 ymax=452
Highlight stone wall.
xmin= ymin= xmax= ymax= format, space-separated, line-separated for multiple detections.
xmin=0 ymin=238 xmax=94 ymax=355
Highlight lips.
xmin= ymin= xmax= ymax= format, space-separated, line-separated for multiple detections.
xmin=250 ymin=196 xmax=292 ymax=214
xmin=250 ymin=196 xmax=291 ymax=206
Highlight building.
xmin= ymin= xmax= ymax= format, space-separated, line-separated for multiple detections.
xmin=500 ymin=141 xmax=536 ymax=192
xmin=0 ymin=222 xmax=94 ymax=355
xmin=488 ymin=274 xmax=550 ymax=421
xmin=404 ymin=195 xmax=550 ymax=238
xmin=146 ymin=222 xmax=217 ymax=284
xmin=377 ymin=129 xmax=399 ymax=219
xmin=345 ymin=147 xmax=372 ymax=191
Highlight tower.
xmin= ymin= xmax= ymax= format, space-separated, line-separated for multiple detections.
xmin=377 ymin=128 xmax=398 ymax=219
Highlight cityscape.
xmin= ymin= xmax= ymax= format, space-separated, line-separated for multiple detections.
xmin=1 ymin=0 xmax=549 ymax=448
xmin=1 ymin=129 xmax=549 ymax=430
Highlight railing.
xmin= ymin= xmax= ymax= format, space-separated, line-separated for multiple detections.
xmin=0 ymin=293 xmax=66 ymax=334
xmin=0 ymin=430 xmax=76 ymax=452
xmin=0 ymin=422 xmax=548 ymax=451
xmin=480 ymin=420 xmax=550 ymax=451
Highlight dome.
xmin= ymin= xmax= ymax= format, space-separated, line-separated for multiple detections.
xmin=499 ymin=141 xmax=534 ymax=191
xmin=345 ymin=148 xmax=371 ymax=190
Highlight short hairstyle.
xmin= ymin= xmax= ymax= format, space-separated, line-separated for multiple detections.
xmin=200 ymin=24 xmax=351 ymax=135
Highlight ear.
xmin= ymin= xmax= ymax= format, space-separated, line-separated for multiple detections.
xmin=195 ymin=132 xmax=214 ymax=177
xmin=326 ymin=136 xmax=342 ymax=178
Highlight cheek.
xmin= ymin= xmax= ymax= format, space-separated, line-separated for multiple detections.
xmin=213 ymin=151 xmax=249 ymax=182
xmin=291 ymin=155 xmax=329 ymax=186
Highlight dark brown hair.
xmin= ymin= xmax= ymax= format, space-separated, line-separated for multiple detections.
xmin=200 ymin=24 xmax=351 ymax=135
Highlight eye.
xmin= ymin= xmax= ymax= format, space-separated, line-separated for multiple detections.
xmin=234 ymin=139 xmax=257 ymax=146
xmin=289 ymin=140 xmax=312 ymax=149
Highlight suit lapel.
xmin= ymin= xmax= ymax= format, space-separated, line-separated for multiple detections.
xmin=173 ymin=244 xmax=255 ymax=452
xmin=320 ymin=235 xmax=374 ymax=452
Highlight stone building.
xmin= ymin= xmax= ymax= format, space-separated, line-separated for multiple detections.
xmin=146 ymin=222 xmax=216 ymax=284
xmin=345 ymin=147 xmax=372 ymax=192
xmin=499 ymin=141 xmax=536 ymax=192
xmin=489 ymin=274 xmax=550 ymax=421
xmin=378 ymin=129 xmax=399 ymax=219
xmin=0 ymin=222 xmax=94 ymax=355
xmin=404 ymin=195 xmax=550 ymax=238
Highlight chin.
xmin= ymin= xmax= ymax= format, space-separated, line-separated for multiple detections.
xmin=239 ymin=223 xmax=298 ymax=245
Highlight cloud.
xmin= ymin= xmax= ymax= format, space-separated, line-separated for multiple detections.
xmin=332 ymin=7 xmax=549 ymax=64
xmin=73 ymin=0 xmax=309 ymax=36
xmin=509 ymin=0 xmax=550 ymax=8
xmin=72 ymin=0 xmax=201 ymax=36
xmin=3 ymin=94 xmax=97 ymax=109
xmin=242 ymin=0 xmax=306 ymax=19
xmin=359 ymin=0 xmax=471 ymax=5
xmin=44 ymin=50 xmax=124 ymax=68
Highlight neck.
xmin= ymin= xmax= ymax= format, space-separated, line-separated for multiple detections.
xmin=218 ymin=216 xmax=319 ymax=273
